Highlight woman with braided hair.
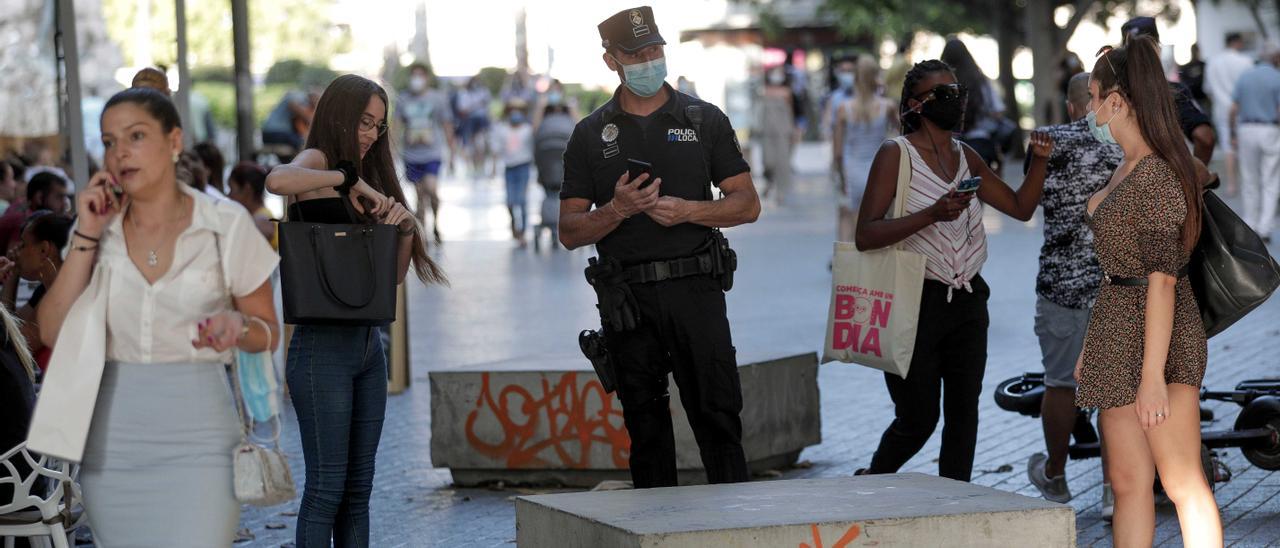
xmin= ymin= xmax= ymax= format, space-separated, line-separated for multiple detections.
xmin=1076 ymin=36 xmax=1220 ymax=546
xmin=853 ymin=59 xmax=1053 ymax=482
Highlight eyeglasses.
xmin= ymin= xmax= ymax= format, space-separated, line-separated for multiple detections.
xmin=359 ymin=116 xmax=388 ymax=137
xmin=913 ymin=83 xmax=968 ymax=103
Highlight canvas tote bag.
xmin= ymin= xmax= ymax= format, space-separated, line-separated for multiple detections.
xmin=821 ymin=136 xmax=926 ymax=378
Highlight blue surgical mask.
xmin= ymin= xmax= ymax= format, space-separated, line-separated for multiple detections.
xmin=509 ymin=112 xmax=527 ymax=125
xmin=1086 ymin=109 xmax=1117 ymax=144
xmin=837 ymin=72 xmax=855 ymax=90
xmin=618 ymin=56 xmax=668 ymax=97
xmin=236 ymin=349 xmax=280 ymax=423
xmin=547 ymin=91 xmax=563 ymax=105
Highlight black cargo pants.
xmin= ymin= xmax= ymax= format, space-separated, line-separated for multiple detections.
xmin=605 ymin=275 xmax=749 ymax=488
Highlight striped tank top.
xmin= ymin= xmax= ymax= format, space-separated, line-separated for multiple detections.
xmin=898 ymin=138 xmax=988 ymax=301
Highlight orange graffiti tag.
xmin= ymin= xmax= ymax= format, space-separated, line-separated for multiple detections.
xmin=799 ymin=523 xmax=861 ymax=548
xmin=464 ymin=372 xmax=630 ymax=468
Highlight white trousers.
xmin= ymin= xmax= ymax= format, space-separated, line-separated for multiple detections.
xmin=1237 ymin=124 xmax=1280 ymax=236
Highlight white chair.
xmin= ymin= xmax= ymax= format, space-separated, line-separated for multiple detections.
xmin=0 ymin=442 xmax=86 ymax=548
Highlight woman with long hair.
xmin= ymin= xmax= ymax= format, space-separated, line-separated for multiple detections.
xmin=833 ymin=54 xmax=899 ymax=241
xmin=36 ymin=87 xmax=280 ymax=545
xmin=1076 ymin=37 xmax=1220 ymax=546
xmin=0 ymin=212 xmax=73 ymax=371
xmin=265 ymin=74 xmax=447 ymax=546
xmin=853 ymin=60 xmax=1052 ymax=482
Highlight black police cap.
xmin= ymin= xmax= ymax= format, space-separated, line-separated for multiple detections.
xmin=1121 ymin=16 xmax=1159 ymax=42
xmin=598 ymin=6 xmax=667 ymax=54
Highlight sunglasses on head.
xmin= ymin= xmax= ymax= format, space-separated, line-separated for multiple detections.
xmin=913 ymin=83 xmax=968 ymax=102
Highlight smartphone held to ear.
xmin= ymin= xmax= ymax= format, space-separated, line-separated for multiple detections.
xmin=627 ymin=158 xmax=653 ymax=189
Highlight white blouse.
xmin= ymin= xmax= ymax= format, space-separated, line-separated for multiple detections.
xmin=98 ymin=184 xmax=278 ymax=364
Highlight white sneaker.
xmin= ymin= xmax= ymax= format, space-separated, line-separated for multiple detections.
xmin=1027 ymin=452 xmax=1073 ymax=503
xmin=1101 ymin=483 xmax=1114 ymax=521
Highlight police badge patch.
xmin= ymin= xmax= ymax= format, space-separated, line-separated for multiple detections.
xmin=602 ymin=123 xmax=619 ymax=143
xmin=630 ymin=9 xmax=650 ymax=38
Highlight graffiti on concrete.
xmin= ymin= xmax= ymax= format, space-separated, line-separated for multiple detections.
xmin=465 ymin=372 xmax=630 ymax=468
xmin=799 ymin=523 xmax=861 ymax=548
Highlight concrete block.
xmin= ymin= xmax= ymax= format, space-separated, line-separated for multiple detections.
xmin=430 ymin=352 xmax=820 ymax=487
xmin=515 ymin=473 xmax=1076 ymax=547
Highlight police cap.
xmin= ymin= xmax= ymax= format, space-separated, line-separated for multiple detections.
xmin=598 ymin=6 xmax=667 ymax=54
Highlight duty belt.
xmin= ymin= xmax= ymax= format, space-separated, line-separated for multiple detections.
xmin=1105 ymin=265 xmax=1190 ymax=286
xmin=621 ymin=253 xmax=715 ymax=284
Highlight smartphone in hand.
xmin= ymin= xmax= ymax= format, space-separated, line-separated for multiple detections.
xmin=955 ymin=176 xmax=981 ymax=194
xmin=627 ymin=158 xmax=653 ymax=189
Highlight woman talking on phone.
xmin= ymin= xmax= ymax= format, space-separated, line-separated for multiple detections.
xmin=1077 ymin=37 xmax=1220 ymax=546
xmin=35 ymin=87 xmax=280 ymax=545
xmin=265 ymin=74 xmax=447 ymax=546
xmin=853 ymin=60 xmax=1053 ymax=482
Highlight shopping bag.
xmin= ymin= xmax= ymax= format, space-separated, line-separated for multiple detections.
xmin=821 ymin=137 xmax=925 ymax=378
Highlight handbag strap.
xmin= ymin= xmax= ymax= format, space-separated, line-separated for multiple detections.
xmin=891 ymin=136 xmax=913 ymax=220
xmin=309 ymin=225 xmax=379 ymax=308
xmin=213 ymin=227 xmax=286 ymax=451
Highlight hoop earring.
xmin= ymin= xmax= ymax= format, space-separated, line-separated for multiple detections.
xmin=45 ymin=256 xmax=57 ymax=276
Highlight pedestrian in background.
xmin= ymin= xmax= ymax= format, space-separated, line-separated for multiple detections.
xmin=759 ymin=65 xmax=797 ymax=205
xmin=0 ymin=212 xmax=73 ymax=372
xmin=34 ymin=87 xmax=279 ymax=546
xmin=265 ymin=74 xmax=446 ymax=546
xmin=398 ymin=62 xmax=455 ymax=245
xmin=1207 ymin=32 xmax=1254 ymax=196
xmin=227 ymin=161 xmax=276 ymax=249
xmin=833 ymin=54 xmax=897 ymax=242
xmin=854 ymin=59 xmax=1053 ymax=482
xmin=941 ymin=38 xmax=1007 ymax=171
xmin=494 ymin=99 xmax=535 ymax=246
xmin=1229 ymin=41 xmax=1280 ymax=244
xmin=532 ymin=84 xmax=576 ymax=249
xmin=1024 ymin=72 xmax=1122 ymax=509
xmin=1076 ymin=38 xmax=1220 ymax=546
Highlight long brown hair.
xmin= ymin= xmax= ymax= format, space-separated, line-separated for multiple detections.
xmin=306 ymin=75 xmax=448 ymax=286
xmin=850 ymin=55 xmax=881 ymax=124
xmin=1091 ymin=36 xmax=1202 ymax=251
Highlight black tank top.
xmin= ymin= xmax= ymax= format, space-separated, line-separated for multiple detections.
xmin=287 ymin=197 xmax=355 ymax=223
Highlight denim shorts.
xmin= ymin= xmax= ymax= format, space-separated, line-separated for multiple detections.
xmin=1033 ymin=296 xmax=1091 ymax=389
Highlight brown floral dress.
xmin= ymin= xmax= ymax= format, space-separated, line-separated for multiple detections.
xmin=1076 ymin=155 xmax=1207 ymax=410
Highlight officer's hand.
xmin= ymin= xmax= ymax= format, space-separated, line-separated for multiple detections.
xmin=645 ymin=196 xmax=689 ymax=227
xmin=611 ymin=171 xmax=662 ymax=217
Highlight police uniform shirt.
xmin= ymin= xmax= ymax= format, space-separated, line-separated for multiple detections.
xmin=561 ymin=83 xmax=749 ymax=264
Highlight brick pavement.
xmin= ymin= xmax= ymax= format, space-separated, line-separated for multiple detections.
xmin=236 ymin=145 xmax=1280 ymax=547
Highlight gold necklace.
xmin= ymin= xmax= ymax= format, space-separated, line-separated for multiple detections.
xmin=129 ymin=195 xmax=188 ymax=267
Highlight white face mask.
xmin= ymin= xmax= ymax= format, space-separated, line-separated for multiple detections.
xmin=410 ymin=75 xmax=428 ymax=92
xmin=768 ymin=71 xmax=786 ymax=86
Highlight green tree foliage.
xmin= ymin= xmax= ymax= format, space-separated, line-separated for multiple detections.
xmin=102 ymin=0 xmax=351 ymax=69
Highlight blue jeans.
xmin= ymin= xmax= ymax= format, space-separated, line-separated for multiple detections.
xmin=505 ymin=162 xmax=531 ymax=235
xmin=287 ymin=324 xmax=387 ymax=548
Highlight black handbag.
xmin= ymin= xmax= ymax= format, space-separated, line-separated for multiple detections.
xmin=278 ymin=193 xmax=398 ymax=326
xmin=1189 ymin=186 xmax=1280 ymax=338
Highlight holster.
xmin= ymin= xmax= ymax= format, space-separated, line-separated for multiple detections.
xmin=585 ymin=256 xmax=641 ymax=332
xmin=704 ymin=229 xmax=738 ymax=292
xmin=578 ymin=328 xmax=617 ymax=393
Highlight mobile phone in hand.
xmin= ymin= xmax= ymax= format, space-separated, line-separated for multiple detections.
xmin=955 ymin=176 xmax=981 ymax=194
xmin=627 ymin=158 xmax=653 ymax=189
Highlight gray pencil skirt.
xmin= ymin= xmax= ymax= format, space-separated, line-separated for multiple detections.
xmin=80 ymin=361 xmax=241 ymax=547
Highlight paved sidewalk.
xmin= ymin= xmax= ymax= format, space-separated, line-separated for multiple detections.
xmin=237 ymin=143 xmax=1280 ymax=547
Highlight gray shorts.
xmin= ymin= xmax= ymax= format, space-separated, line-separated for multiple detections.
xmin=1034 ymin=296 xmax=1091 ymax=389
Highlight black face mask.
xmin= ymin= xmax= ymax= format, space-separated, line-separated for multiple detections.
xmin=915 ymin=84 xmax=968 ymax=131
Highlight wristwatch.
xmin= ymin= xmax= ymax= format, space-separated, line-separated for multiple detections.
xmin=335 ymin=161 xmax=358 ymax=193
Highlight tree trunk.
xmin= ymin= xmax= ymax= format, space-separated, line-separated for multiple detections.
xmin=994 ymin=11 xmax=1021 ymax=124
xmin=1026 ymin=0 xmax=1058 ymax=127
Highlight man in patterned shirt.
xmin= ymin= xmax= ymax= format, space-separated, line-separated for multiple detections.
xmin=1024 ymin=73 xmax=1122 ymax=509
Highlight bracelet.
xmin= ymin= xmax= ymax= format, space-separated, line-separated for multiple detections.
xmin=73 ymin=230 xmax=101 ymax=243
xmin=238 ymin=314 xmax=274 ymax=352
xmin=334 ymin=161 xmax=358 ymax=193
xmin=608 ymin=201 xmax=627 ymax=220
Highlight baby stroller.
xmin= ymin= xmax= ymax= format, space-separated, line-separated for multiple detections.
xmin=532 ymin=111 xmax=574 ymax=251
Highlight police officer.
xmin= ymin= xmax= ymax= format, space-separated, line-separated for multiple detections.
xmin=559 ymin=6 xmax=761 ymax=489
